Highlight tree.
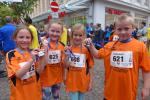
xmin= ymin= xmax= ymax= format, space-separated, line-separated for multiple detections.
xmin=10 ymin=0 xmax=39 ymax=18
xmin=0 ymin=3 xmax=14 ymax=26
xmin=0 ymin=0 xmax=39 ymax=26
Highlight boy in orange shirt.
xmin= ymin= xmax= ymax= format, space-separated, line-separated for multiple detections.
xmin=64 ymin=23 xmax=94 ymax=100
xmin=40 ymin=22 xmax=65 ymax=100
xmin=84 ymin=14 xmax=150 ymax=100
xmin=5 ymin=27 xmax=47 ymax=100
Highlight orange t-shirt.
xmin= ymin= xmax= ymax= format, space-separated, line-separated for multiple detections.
xmin=66 ymin=46 xmax=94 ymax=92
xmin=6 ymin=49 xmax=42 ymax=100
xmin=40 ymin=42 xmax=65 ymax=87
xmin=98 ymin=38 xmax=150 ymax=100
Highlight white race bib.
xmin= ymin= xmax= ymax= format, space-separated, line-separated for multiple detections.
xmin=68 ymin=53 xmax=86 ymax=68
xmin=110 ymin=51 xmax=133 ymax=68
xmin=48 ymin=50 xmax=61 ymax=64
xmin=19 ymin=62 xmax=35 ymax=80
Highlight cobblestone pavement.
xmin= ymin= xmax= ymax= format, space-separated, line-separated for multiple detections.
xmin=0 ymin=59 xmax=150 ymax=100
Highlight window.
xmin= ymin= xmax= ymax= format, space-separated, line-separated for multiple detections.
xmin=137 ymin=0 xmax=141 ymax=3
xmin=144 ymin=0 xmax=150 ymax=7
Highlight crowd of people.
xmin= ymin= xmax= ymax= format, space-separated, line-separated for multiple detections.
xmin=0 ymin=14 xmax=150 ymax=100
xmin=85 ymin=21 xmax=150 ymax=51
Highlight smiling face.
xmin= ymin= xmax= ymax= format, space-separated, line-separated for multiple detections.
xmin=71 ymin=24 xmax=85 ymax=46
xmin=115 ymin=15 xmax=134 ymax=41
xmin=115 ymin=20 xmax=133 ymax=41
xmin=15 ymin=29 xmax=32 ymax=50
xmin=72 ymin=30 xmax=85 ymax=46
xmin=48 ymin=23 xmax=62 ymax=42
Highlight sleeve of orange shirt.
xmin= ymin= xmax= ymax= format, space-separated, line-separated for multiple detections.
xmin=6 ymin=52 xmax=20 ymax=78
xmin=98 ymin=42 xmax=113 ymax=58
xmin=139 ymin=42 xmax=150 ymax=72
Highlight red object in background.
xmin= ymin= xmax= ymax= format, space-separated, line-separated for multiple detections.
xmin=47 ymin=15 xmax=52 ymax=21
xmin=50 ymin=1 xmax=59 ymax=12
xmin=59 ymin=11 xmax=66 ymax=17
xmin=107 ymin=8 xmax=126 ymax=15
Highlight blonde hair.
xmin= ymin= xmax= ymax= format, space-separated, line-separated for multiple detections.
xmin=47 ymin=21 xmax=63 ymax=32
xmin=115 ymin=14 xmax=135 ymax=27
xmin=13 ymin=26 xmax=33 ymax=40
xmin=72 ymin=23 xmax=86 ymax=37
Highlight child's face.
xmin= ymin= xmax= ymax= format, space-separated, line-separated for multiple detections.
xmin=115 ymin=20 xmax=134 ymax=41
xmin=72 ymin=30 xmax=84 ymax=46
xmin=15 ymin=29 xmax=32 ymax=50
xmin=48 ymin=23 xmax=62 ymax=42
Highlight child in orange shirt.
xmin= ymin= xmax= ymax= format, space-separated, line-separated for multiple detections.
xmin=64 ymin=23 xmax=94 ymax=100
xmin=84 ymin=14 xmax=150 ymax=100
xmin=5 ymin=26 xmax=47 ymax=100
xmin=40 ymin=22 xmax=65 ymax=100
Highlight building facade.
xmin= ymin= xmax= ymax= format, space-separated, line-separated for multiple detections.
xmin=30 ymin=0 xmax=150 ymax=29
xmin=94 ymin=0 xmax=150 ymax=29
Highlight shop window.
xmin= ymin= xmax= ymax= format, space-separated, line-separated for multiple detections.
xmin=144 ymin=0 xmax=150 ymax=7
xmin=137 ymin=0 xmax=141 ymax=3
xmin=71 ymin=16 xmax=86 ymax=25
xmin=134 ymin=14 xmax=148 ymax=28
xmin=105 ymin=7 xmax=128 ymax=26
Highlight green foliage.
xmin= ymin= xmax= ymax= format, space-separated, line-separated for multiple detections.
xmin=0 ymin=0 xmax=39 ymax=26
xmin=0 ymin=3 xmax=14 ymax=26
xmin=9 ymin=0 xmax=39 ymax=18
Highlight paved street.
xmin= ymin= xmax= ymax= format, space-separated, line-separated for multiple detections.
xmin=0 ymin=59 xmax=150 ymax=100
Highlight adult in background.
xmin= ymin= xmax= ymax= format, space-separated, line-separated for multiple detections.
xmin=104 ymin=24 xmax=114 ymax=44
xmin=93 ymin=23 xmax=104 ymax=49
xmin=0 ymin=16 xmax=16 ymax=78
xmin=147 ymin=24 xmax=150 ymax=53
xmin=24 ymin=17 xmax=39 ymax=49
xmin=60 ymin=25 xmax=68 ymax=46
xmin=85 ymin=23 xmax=95 ymax=38
xmin=137 ymin=22 xmax=147 ymax=44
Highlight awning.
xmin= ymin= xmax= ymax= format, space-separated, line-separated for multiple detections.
xmin=32 ymin=0 xmax=90 ymax=22
xmin=60 ymin=0 xmax=89 ymax=12
xmin=0 ymin=0 xmax=22 ymax=2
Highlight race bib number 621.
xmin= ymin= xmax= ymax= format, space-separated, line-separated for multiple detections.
xmin=110 ymin=51 xmax=133 ymax=68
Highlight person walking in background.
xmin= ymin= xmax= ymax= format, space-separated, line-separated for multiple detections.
xmin=84 ymin=14 xmax=150 ymax=100
xmin=64 ymin=23 xmax=94 ymax=100
xmin=137 ymin=22 xmax=147 ymax=44
xmin=60 ymin=26 xmax=68 ymax=46
xmin=0 ymin=16 xmax=16 ymax=78
xmin=104 ymin=24 xmax=115 ymax=44
xmin=85 ymin=23 xmax=95 ymax=38
xmin=0 ymin=16 xmax=16 ymax=55
xmin=93 ymin=23 xmax=104 ymax=49
xmin=24 ymin=17 xmax=39 ymax=49
xmin=5 ymin=26 xmax=47 ymax=100
xmin=147 ymin=24 xmax=150 ymax=55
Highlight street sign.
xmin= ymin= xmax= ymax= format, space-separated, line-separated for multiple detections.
xmin=50 ymin=1 xmax=59 ymax=12
xmin=51 ymin=12 xmax=59 ymax=18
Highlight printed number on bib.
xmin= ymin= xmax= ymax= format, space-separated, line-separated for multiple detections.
xmin=68 ymin=53 xmax=86 ymax=68
xmin=110 ymin=51 xmax=133 ymax=68
xmin=19 ymin=62 xmax=35 ymax=80
xmin=48 ymin=50 xmax=61 ymax=64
